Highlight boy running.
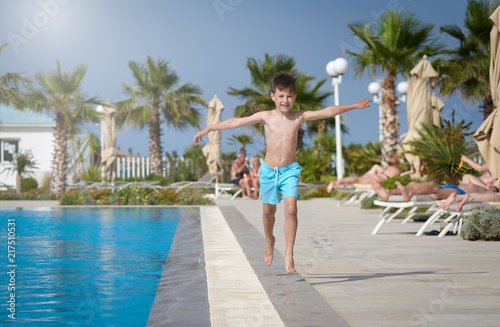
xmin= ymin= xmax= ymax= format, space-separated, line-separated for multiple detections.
xmin=194 ymin=72 xmax=370 ymax=273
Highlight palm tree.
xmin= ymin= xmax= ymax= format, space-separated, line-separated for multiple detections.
xmin=2 ymin=149 xmax=38 ymax=194
xmin=346 ymin=9 xmax=444 ymax=166
xmin=228 ymin=54 xmax=332 ymax=150
xmin=227 ymin=133 xmax=254 ymax=154
xmin=0 ymin=43 xmax=28 ymax=105
xmin=435 ymin=0 xmax=499 ymax=120
xmin=118 ymin=57 xmax=206 ymax=175
xmin=407 ymin=112 xmax=474 ymax=185
xmin=17 ymin=60 xmax=100 ymax=195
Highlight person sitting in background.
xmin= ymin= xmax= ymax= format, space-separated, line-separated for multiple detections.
xmin=327 ymin=154 xmax=409 ymax=193
xmin=230 ymin=153 xmax=251 ymax=199
xmin=249 ymin=156 xmax=261 ymax=200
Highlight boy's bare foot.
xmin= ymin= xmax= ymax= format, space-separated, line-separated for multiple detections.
xmin=443 ymin=193 xmax=456 ymax=210
xmin=372 ymin=182 xmax=389 ymax=200
xmin=264 ymin=236 xmax=275 ymax=266
xmin=457 ymin=194 xmax=470 ymax=211
xmin=396 ymin=181 xmax=411 ymax=202
xmin=285 ymin=251 xmax=296 ymax=273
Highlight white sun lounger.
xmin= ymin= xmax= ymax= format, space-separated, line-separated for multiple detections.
xmin=371 ymin=194 xmax=439 ymax=235
xmin=337 ymin=183 xmax=375 ymax=207
xmin=416 ymin=202 xmax=488 ymax=237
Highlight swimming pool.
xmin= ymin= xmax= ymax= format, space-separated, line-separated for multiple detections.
xmin=0 ymin=207 xmax=182 ymax=326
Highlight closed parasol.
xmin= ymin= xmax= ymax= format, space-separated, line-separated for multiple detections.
xmin=401 ymin=55 xmax=439 ymax=174
xmin=202 ymin=95 xmax=224 ymax=175
xmin=474 ymin=6 xmax=500 ymax=178
xmin=101 ymin=102 xmax=117 ymax=171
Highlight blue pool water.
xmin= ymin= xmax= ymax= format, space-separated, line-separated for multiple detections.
xmin=0 ymin=207 xmax=182 ymax=326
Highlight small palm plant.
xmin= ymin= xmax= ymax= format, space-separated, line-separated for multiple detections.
xmin=407 ymin=111 xmax=473 ymax=185
xmin=227 ymin=134 xmax=254 ymax=154
xmin=183 ymin=145 xmax=207 ymax=180
xmin=2 ymin=149 xmax=38 ymax=194
xmin=77 ymin=165 xmax=103 ymax=183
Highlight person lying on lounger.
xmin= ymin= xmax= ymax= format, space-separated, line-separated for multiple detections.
xmin=460 ymin=155 xmax=495 ymax=185
xmin=371 ymin=180 xmax=499 ymax=202
xmin=442 ymin=191 xmax=500 ymax=211
xmin=327 ymin=154 xmax=412 ymax=193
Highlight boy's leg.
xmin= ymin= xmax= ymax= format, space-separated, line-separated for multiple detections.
xmin=283 ymin=196 xmax=298 ymax=273
xmin=263 ymin=203 xmax=277 ymax=266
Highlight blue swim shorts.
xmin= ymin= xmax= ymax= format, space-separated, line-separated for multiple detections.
xmin=438 ymin=185 xmax=466 ymax=195
xmin=259 ymin=161 xmax=302 ymax=205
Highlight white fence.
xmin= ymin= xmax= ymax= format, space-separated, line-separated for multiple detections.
xmin=116 ymin=156 xmax=185 ymax=179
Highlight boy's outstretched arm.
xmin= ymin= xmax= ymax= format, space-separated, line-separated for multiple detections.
xmin=302 ymin=99 xmax=371 ymax=121
xmin=194 ymin=112 xmax=264 ymax=145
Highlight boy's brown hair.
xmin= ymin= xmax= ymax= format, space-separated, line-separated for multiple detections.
xmin=271 ymin=72 xmax=297 ymax=94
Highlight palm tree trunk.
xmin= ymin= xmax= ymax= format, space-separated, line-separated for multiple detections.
xmin=381 ymin=73 xmax=400 ymax=167
xmin=51 ymin=112 xmax=68 ymax=195
xmin=16 ymin=173 xmax=22 ymax=194
xmin=482 ymin=92 xmax=494 ymax=120
xmin=149 ymin=105 xmax=164 ymax=175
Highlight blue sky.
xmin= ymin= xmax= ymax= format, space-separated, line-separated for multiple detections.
xmin=0 ymin=0 xmax=485 ymax=158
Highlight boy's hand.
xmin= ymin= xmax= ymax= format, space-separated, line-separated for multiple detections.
xmin=193 ymin=130 xmax=207 ymax=145
xmin=355 ymin=99 xmax=371 ymax=109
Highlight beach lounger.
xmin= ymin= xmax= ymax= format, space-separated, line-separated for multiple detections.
xmin=371 ymin=194 xmax=438 ymax=235
xmin=416 ymin=202 xmax=488 ymax=237
xmin=337 ymin=183 xmax=375 ymax=207
xmin=160 ymin=172 xmax=216 ymax=193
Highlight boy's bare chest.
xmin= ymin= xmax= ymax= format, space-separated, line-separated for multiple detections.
xmin=265 ymin=118 xmax=301 ymax=137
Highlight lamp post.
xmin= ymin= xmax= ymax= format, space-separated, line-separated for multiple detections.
xmin=368 ymin=80 xmax=408 ymax=144
xmin=326 ymin=57 xmax=348 ymax=180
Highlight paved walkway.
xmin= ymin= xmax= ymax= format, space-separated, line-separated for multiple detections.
xmin=3 ymin=199 xmax=499 ymax=326
xmin=216 ymin=198 xmax=500 ymax=327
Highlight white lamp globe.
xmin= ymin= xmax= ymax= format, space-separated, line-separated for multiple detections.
xmin=333 ymin=57 xmax=348 ymax=75
xmin=326 ymin=61 xmax=337 ymax=77
xmin=397 ymin=81 xmax=408 ymax=94
xmin=368 ymin=82 xmax=381 ymax=95
xmin=96 ymin=105 xmax=103 ymax=113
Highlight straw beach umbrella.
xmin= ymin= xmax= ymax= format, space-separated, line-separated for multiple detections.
xmin=202 ymin=95 xmax=224 ymax=176
xmin=474 ymin=6 xmax=500 ymax=178
xmin=401 ymin=55 xmax=439 ymax=174
xmin=101 ymin=102 xmax=117 ymax=179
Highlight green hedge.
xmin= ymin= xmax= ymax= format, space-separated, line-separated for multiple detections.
xmin=60 ymin=188 xmax=213 ymax=206
xmin=462 ymin=205 xmax=500 ymax=241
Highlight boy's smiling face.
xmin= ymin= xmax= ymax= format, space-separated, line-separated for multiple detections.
xmin=271 ymin=88 xmax=297 ymax=114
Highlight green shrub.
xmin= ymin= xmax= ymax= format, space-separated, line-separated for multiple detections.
xmin=462 ymin=206 xmax=500 ymax=241
xmin=22 ymin=177 xmax=38 ymax=192
xmin=360 ymin=194 xmax=378 ymax=209
xmin=381 ymin=175 xmax=413 ymax=189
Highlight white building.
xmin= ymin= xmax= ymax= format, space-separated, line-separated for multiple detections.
xmin=0 ymin=104 xmax=55 ymax=189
